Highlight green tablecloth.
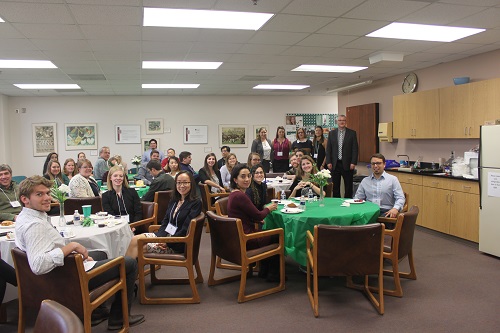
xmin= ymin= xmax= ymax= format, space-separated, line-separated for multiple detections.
xmin=100 ymin=185 xmax=149 ymax=198
xmin=264 ymin=198 xmax=380 ymax=266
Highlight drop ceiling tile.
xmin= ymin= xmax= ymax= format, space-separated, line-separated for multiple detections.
xmin=31 ymin=39 xmax=92 ymax=51
xmin=453 ymin=8 xmax=500 ymax=28
xmin=282 ymin=0 xmax=365 ymax=17
xmin=400 ymin=3 xmax=486 ymax=25
xmin=12 ymin=23 xmax=84 ymax=39
xmin=79 ymin=25 xmax=141 ymax=41
xmin=238 ymin=44 xmax=289 ymax=55
xmin=0 ymin=2 xmax=74 ymax=24
xmin=248 ymin=31 xmax=309 ymax=45
xmin=317 ymin=18 xmax=387 ymax=36
xmin=263 ymin=14 xmax=334 ymax=33
xmin=343 ymin=0 xmax=428 ymax=21
xmin=297 ymin=34 xmax=357 ymax=48
xmin=280 ymin=45 xmax=332 ymax=57
xmin=68 ymin=4 xmax=142 ymax=25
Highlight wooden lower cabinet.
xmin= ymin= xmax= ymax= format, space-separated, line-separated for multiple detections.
xmin=449 ymin=191 xmax=479 ymax=242
xmin=422 ymin=187 xmax=451 ymax=234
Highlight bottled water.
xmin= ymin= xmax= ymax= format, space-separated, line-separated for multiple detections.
xmin=281 ymin=190 xmax=287 ymax=201
xmin=308 ymin=188 xmax=314 ymax=202
xmin=299 ymin=196 xmax=306 ymax=211
xmin=73 ymin=210 xmax=81 ymax=226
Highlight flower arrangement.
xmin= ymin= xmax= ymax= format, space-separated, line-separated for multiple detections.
xmin=309 ymin=168 xmax=331 ymax=189
xmin=131 ymin=155 xmax=141 ymax=167
xmin=51 ymin=183 xmax=70 ymax=204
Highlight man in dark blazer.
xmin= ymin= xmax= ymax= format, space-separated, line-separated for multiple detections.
xmin=141 ymin=160 xmax=175 ymax=202
xmin=325 ymin=114 xmax=358 ymax=198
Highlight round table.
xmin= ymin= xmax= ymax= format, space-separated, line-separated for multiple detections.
xmin=264 ymin=198 xmax=380 ymax=266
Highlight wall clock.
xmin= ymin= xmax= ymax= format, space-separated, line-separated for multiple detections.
xmin=402 ymin=72 xmax=418 ymax=93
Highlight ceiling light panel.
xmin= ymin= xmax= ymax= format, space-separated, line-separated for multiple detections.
xmin=14 ymin=84 xmax=80 ymax=89
xmin=143 ymin=8 xmax=274 ymax=30
xmin=367 ymin=22 xmax=485 ymax=42
xmin=0 ymin=60 xmax=57 ymax=68
xmin=142 ymin=61 xmax=223 ymax=69
xmin=253 ymin=84 xmax=309 ymax=90
xmin=142 ymin=84 xmax=200 ymax=89
xmin=292 ymin=65 xmax=367 ymax=73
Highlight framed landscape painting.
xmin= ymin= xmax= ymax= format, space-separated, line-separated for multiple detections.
xmin=218 ymin=125 xmax=248 ymax=148
xmin=146 ymin=119 xmax=163 ymax=134
xmin=32 ymin=122 xmax=57 ymax=156
xmin=65 ymin=123 xmax=97 ymax=150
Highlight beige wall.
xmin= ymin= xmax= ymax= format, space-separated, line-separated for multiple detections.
xmin=338 ymin=49 xmax=500 ymax=167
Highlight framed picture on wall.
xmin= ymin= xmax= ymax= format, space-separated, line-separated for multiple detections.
xmin=32 ymin=122 xmax=57 ymax=157
xmin=115 ymin=125 xmax=141 ymax=144
xmin=183 ymin=125 xmax=208 ymax=144
xmin=64 ymin=123 xmax=97 ymax=150
xmin=218 ymin=124 xmax=248 ymax=148
xmin=253 ymin=125 xmax=268 ymax=140
xmin=146 ymin=119 xmax=163 ymax=134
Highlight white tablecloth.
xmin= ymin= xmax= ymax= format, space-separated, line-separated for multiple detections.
xmin=265 ymin=178 xmax=294 ymax=193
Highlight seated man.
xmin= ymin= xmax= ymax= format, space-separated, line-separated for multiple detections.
xmin=179 ymin=151 xmax=200 ymax=183
xmin=142 ymin=139 xmax=164 ymax=164
xmin=141 ymin=160 xmax=175 ymax=202
xmin=284 ymin=155 xmax=299 ymax=180
xmin=0 ymin=164 xmax=22 ymax=222
xmin=94 ymin=146 xmax=110 ymax=180
xmin=217 ymin=146 xmax=230 ymax=169
xmin=354 ymin=153 xmax=405 ymax=218
xmin=161 ymin=148 xmax=176 ymax=170
xmin=136 ymin=149 xmax=160 ymax=185
xmin=14 ymin=176 xmax=144 ymax=330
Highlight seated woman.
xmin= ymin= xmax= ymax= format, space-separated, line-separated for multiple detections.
xmin=246 ymin=152 xmax=261 ymax=169
xmin=68 ymin=159 xmax=100 ymax=197
xmin=198 ymin=153 xmax=226 ymax=194
xmin=220 ymin=153 xmax=237 ymax=189
xmin=126 ymin=171 xmax=202 ymax=258
xmin=164 ymin=156 xmax=181 ymax=178
xmin=288 ymin=155 xmax=325 ymax=198
xmin=44 ymin=160 xmax=69 ymax=186
xmin=227 ymin=164 xmax=279 ymax=281
xmin=246 ymin=164 xmax=267 ymax=211
xmin=102 ymin=166 xmax=142 ymax=225
xmin=42 ymin=152 xmax=58 ymax=175
xmin=63 ymin=158 xmax=77 ymax=180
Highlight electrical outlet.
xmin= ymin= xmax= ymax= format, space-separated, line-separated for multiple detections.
xmin=15 ymin=109 xmax=20 ymax=113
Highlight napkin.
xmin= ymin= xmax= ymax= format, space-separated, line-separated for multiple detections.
xmin=341 ymin=202 xmax=351 ymax=207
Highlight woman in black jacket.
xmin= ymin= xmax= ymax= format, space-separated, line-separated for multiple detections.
xmin=126 ymin=171 xmax=202 ymax=258
xmin=198 ymin=153 xmax=226 ymax=194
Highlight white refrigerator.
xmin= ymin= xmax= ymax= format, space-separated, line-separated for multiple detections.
xmin=479 ymin=124 xmax=500 ymax=257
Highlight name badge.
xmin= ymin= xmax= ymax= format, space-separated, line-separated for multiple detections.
xmin=313 ymin=153 xmax=318 ymax=158
xmin=121 ymin=214 xmax=130 ymax=223
xmin=11 ymin=201 xmax=21 ymax=208
xmin=166 ymin=223 xmax=177 ymax=236
xmin=277 ymin=151 xmax=283 ymax=157
xmin=373 ymin=198 xmax=381 ymax=207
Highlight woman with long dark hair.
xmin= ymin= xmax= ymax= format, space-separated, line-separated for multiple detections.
xmin=198 ymin=153 xmax=226 ymax=194
xmin=246 ymin=164 xmax=267 ymax=211
xmin=312 ymin=125 xmax=327 ymax=169
xmin=42 ymin=152 xmax=58 ymax=175
xmin=272 ymin=126 xmax=291 ymax=173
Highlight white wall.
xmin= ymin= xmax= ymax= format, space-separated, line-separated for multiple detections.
xmin=4 ymin=95 xmax=338 ymax=176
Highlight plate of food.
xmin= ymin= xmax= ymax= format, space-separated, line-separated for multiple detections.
xmin=344 ymin=199 xmax=365 ymax=204
xmin=278 ymin=200 xmax=294 ymax=206
xmin=5 ymin=232 xmax=15 ymax=241
xmin=0 ymin=221 xmax=15 ymax=228
xmin=281 ymin=207 xmax=303 ymax=214
xmin=90 ymin=214 xmax=110 ymax=220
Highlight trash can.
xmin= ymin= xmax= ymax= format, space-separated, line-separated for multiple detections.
xmin=352 ymin=175 xmax=367 ymax=197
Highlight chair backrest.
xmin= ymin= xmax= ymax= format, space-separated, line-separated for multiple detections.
xmin=12 ymin=175 xmax=27 ymax=184
xmin=141 ymin=201 xmax=157 ymax=222
xmin=128 ymin=167 xmax=137 ymax=174
xmin=154 ymin=190 xmax=173 ymax=223
xmin=396 ymin=206 xmax=419 ymax=259
xmin=325 ymin=183 xmax=333 ymax=198
xmin=198 ymin=184 xmax=211 ymax=213
xmin=11 ymin=248 xmax=87 ymax=318
xmin=266 ymin=173 xmax=284 ymax=179
xmin=188 ymin=213 xmax=206 ymax=263
xmin=265 ymin=187 xmax=275 ymax=204
xmin=206 ymin=211 xmax=243 ymax=265
xmin=315 ymin=223 xmax=384 ymax=277
xmin=64 ymin=197 xmax=102 ymax=215
xmin=215 ymin=196 xmax=229 ymax=216
xmin=402 ymin=192 xmax=409 ymax=213
xmin=34 ymin=300 xmax=84 ymax=333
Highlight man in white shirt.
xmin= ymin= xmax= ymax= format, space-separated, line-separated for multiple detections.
xmin=141 ymin=139 xmax=165 ymax=164
xmin=15 ymin=175 xmax=144 ymax=330
xmin=354 ymin=153 xmax=405 ymax=218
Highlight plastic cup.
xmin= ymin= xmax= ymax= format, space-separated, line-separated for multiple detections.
xmin=82 ymin=205 xmax=92 ymax=217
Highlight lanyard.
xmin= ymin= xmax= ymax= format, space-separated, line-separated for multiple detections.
xmin=115 ymin=191 xmax=129 ymax=216
xmin=168 ymin=200 xmax=183 ymax=227
xmin=0 ymin=186 xmax=19 ymax=203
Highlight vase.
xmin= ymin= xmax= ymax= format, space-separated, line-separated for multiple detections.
xmin=319 ymin=186 xmax=325 ymax=207
xmin=58 ymin=202 xmax=66 ymax=227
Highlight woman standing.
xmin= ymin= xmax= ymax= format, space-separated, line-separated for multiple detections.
xmin=44 ymin=160 xmax=69 ymax=186
xmin=42 ymin=152 xmax=58 ymax=175
xmin=68 ymin=159 xmax=100 ymax=197
xmin=251 ymin=127 xmax=273 ymax=173
xmin=165 ymin=156 xmax=181 ymax=178
xmin=290 ymin=128 xmax=313 ymax=156
xmin=227 ymin=164 xmax=279 ymax=281
xmin=102 ymin=166 xmax=142 ymax=224
xmin=220 ymin=153 xmax=237 ymax=189
xmin=126 ymin=171 xmax=202 ymax=258
xmin=272 ymin=126 xmax=291 ymax=173
xmin=246 ymin=164 xmax=268 ymax=211
xmin=198 ymin=153 xmax=226 ymax=194
xmin=288 ymin=155 xmax=325 ymax=198
xmin=312 ymin=126 xmax=327 ymax=170
xmin=63 ymin=158 xmax=77 ymax=180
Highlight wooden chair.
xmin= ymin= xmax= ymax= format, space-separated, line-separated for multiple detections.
xmin=199 ymin=184 xmax=230 ymax=232
xmin=34 ymin=300 xmax=84 ymax=333
xmin=11 ymin=247 xmax=129 ymax=333
xmin=153 ymin=190 xmax=173 ymax=224
xmin=205 ymin=211 xmax=285 ymax=303
xmin=266 ymin=172 xmax=284 ymax=179
xmin=376 ymin=205 xmax=419 ymax=297
xmin=137 ymin=213 xmax=205 ymax=304
xmin=325 ymin=182 xmax=334 ymax=198
xmin=265 ymin=187 xmax=276 ymax=204
xmin=402 ymin=192 xmax=409 ymax=212
xmin=63 ymin=197 xmax=102 ymax=215
xmin=306 ymin=223 xmax=385 ymax=317
xmin=129 ymin=201 xmax=158 ymax=234
xmin=12 ymin=175 xmax=27 ymax=184
xmin=214 ymin=196 xmax=229 ymax=216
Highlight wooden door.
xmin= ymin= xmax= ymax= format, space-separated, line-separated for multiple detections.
xmin=346 ymin=103 xmax=379 ymax=163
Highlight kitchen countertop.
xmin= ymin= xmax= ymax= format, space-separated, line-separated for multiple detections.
xmin=385 ymin=168 xmax=479 ymax=182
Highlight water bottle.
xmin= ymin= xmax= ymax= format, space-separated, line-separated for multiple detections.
xmin=281 ymin=190 xmax=286 ymax=201
xmin=299 ymin=195 xmax=306 ymax=211
xmin=73 ymin=210 xmax=81 ymax=226
xmin=308 ymin=188 xmax=314 ymax=202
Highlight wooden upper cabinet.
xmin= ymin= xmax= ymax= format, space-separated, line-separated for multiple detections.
xmin=471 ymin=78 xmax=500 ymax=128
xmin=393 ymin=90 xmax=440 ymax=139
xmin=439 ymin=84 xmax=474 ymax=138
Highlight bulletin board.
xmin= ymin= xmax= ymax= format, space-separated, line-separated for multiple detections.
xmin=285 ymin=113 xmax=338 ymax=141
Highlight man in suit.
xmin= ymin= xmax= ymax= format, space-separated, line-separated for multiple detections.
xmin=141 ymin=160 xmax=175 ymax=202
xmin=325 ymin=114 xmax=358 ymax=198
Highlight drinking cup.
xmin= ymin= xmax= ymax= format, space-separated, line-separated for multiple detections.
xmin=82 ymin=205 xmax=92 ymax=217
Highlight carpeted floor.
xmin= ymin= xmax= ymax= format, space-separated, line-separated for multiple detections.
xmin=1 ymin=226 xmax=499 ymax=332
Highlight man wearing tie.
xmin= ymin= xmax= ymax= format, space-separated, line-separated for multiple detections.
xmin=325 ymin=115 xmax=358 ymax=198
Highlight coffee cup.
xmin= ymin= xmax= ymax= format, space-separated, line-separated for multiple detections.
xmin=82 ymin=205 xmax=92 ymax=217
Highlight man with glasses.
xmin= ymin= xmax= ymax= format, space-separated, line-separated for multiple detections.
xmin=0 ymin=164 xmax=22 ymax=222
xmin=354 ymin=153 xmax=405 ymax=218
xmin=94 ymin=146 xmax=111 ymax=180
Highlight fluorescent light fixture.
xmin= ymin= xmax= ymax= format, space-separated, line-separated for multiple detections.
xmin=253 ymin=84 xmax=309 ymax=90
xmin=144 ymin=8 xmax=273 ymax=30
xmin=366 ymin=23 xmax=485 ymax=42
xmin=327 ymin=80 xmax=373 ymax=93
xmin=143 ymin=61 xmax=222 ymax=69
xmin=14 ymin=84 xmax=80 ymax=89
xmin=142 ymin=84 xmax=200 ymax=89
xmin=0 ymin=60 xmax=57 ymax=68
xmin=292 ymin=65 xmax=367 ymax=73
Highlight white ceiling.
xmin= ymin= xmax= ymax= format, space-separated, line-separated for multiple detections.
xmin=0 ymin=0 xmax=499 ymax=97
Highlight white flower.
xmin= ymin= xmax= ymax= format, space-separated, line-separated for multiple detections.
xmin=58 ymin=184 xmax=70 ymax=194
xmin=131 ymin=155 xmax=141 ymax=165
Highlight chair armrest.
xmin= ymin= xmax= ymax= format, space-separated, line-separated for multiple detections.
xmin=149 ymin=225 xmax=161 ymax=232
xmin=306 ymin=230 xmax=314 ymax=246
xmin=244 ymin=228 xmax=284 ymax=242
xmin=84 ymin=256 xmax=125 ymax=280
xmin=129 ymin=216 xmax=155 ymax=229
xmin=137 ymin=236 xmax=189 ymax=246
xmin=209 ymin=192 xmax=230 ymax=199
xmin=377 ymin=216 xmax=397 ymax=224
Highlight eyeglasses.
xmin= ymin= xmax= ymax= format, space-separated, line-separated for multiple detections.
xmin=81 ymin=166 xmax=93 ymax=169
xmin=176 ymin=182 xmax=191 ymax=187
xmin=254 ymin=171 xmax=264 ymax=175
xmin=370 ymin=162 xmax=383 ymax=166
xmin=251 ymin=158 xmax=261 ymax=161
